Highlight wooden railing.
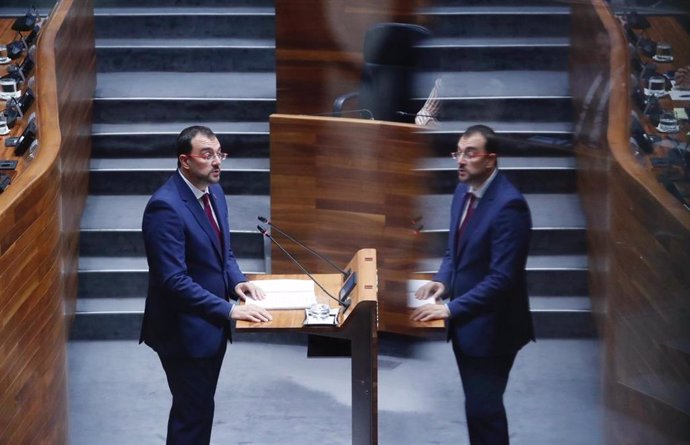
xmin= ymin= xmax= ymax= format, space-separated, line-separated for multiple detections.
xmin=0 ymin=1 xmax=95 ymax=444
xmin=571 ymin=1 xmax=690 ymax=443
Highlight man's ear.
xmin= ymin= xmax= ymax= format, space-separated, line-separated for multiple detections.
xmin=486 ymin=153 xmax=497 ymax=170
xmin=179 ymin=155 xmax=189 ymax=170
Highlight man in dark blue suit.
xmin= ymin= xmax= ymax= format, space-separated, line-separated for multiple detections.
xmin=140 ymin=126 xmax=272 ymax=445
xmin=411 ymin=125 xmax=534 ymax=445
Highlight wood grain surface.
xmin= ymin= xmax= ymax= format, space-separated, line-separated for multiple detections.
xmin=269 ymin=114 xmax=443 ymax=333
xmin=0 ymin=2 xmax=95 ymax=444
xmin=571 ymin=2 xmax=690 ymax=443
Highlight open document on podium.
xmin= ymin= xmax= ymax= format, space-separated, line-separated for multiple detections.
xmin=246 ymin=279 xmax=317 ymax=309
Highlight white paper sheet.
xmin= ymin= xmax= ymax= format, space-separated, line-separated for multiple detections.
xmin=406 ymin=279 xmax=438 ymax=308
xmin=246 ymin=279 xmax=317 ymax=309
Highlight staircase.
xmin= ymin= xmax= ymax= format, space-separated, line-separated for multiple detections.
xmin=71 ymin=0 xmax=275 ymax=339
xmin=414 ymin=0 xmax=595 ymax=337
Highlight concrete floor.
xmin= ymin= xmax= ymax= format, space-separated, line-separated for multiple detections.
xmin=68 ymin=336 xmax=603 ymax=445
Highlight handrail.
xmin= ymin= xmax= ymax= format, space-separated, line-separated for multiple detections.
xmin=0 ymin=1 xmax=95 ymax=444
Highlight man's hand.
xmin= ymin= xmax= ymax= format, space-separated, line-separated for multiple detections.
xmin=234 ymin=282 xmax=266 ymax=301
xmin=231 ymin=304 xmax=273 ymax=323
xmin=410 ymin=303 xmax=450 ymax=322
xmin=415 ymin=281 xmax=445 ymax=300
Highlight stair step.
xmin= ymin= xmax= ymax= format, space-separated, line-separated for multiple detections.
xmin=80 ymin=194 xmax=269 ymax=231
xmin=418 ymin=157 xmax=576 ymax=194
xmin=420 ymin=227 xmax=585 ymax=257
xmin=91 ymin=121 xmax=269 ymax=158
xmin=426 ymin=120 xmax=573 ymax=134
xmin=88 ymin=158 xmax=269 ymax=195
xmin=418 ymin=37 xmax=569 ymax=71
xmin=93 ymin=72 xmax=276 ymax=123
xmin=95 ymin=72 xmax=276 ymax=99
xmin=415 ymin=71 xmax=570 ymax=99
xmin=420 ymin=254 xmax=588 ymax=272
xmin=419 ymin=6 xmax=571 ymax=38
xmin=94 ymin=6 xmax=275 ymax=15
xmin=80 ymin=229 xmax=264 ymax=258
xmin=425 ymin=122 xmax=573 ymax=157
xmin=411 ymin=71 xmax=571 ymax=122
xmin=90 ymin=157 xmax=268 ymax=171
xmin=92 ymin=0 xmax=275 ymax=6
xmin=79 ymin=255 xmax=266 ymax=272
xmin=96 ymin=40 xmax=275 ymax=72
xmin=69 ymin=294 xmax=595 ymax=340
xmin=93 ymin=98 xmax=275 ymax=124
xmin=418 ymin=156 xmax=575 ymax=170
xmin=77 ymin=256 xmax=266 ymax=301
xmin=418 ymin=254 xmax=588 ymax=297
xmin=94 ymin=7 xmax=275 ymax=40
xmin=418 ymin=193 xmax=586 ymax=231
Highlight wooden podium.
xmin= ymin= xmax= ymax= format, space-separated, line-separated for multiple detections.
xmin=237 ymin=248 xmax=379 ymax=445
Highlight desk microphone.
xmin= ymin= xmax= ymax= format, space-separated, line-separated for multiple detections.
xmin=257 ymin=225 xmax=349 ymax=308
xmin=395 ymin=110 xmax=437 ymax=119
xmin=258 ymin=216 xmax=351 ymax=278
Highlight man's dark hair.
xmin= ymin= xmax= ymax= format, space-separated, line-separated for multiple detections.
xmin=461 ymin=124 xmax=499 ymax=155
xmin=176 ymin=125 xmax=217 ymax=167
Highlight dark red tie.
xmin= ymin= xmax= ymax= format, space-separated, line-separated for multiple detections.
xmin=456 ymin=193 xmax=476 ymax=253
xmin=202 ymin=193 xmax=222 ymax=242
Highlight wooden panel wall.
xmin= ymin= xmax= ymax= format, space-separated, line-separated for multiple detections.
xmin=571 ymin=2 xmax=690 ymax=443
xmin=275 ymin=0 xmax=425 ymax=115
xmin=270 ymin=115 xmax=432 ymax=332
xmin=0 ymin=1 xmax=95 ymax=444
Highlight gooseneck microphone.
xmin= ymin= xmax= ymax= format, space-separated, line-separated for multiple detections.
xmin=257 ymin=226 xmax=349 ymax=308
xmin=258 ymin=216 xmax=350 ymax=278
xmin=395 ymin=110 xmax=437 ymax=119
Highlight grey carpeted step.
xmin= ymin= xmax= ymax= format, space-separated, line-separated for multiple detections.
xmin=69 ymin=294 xmax=595 ymax=340
xmin=94 ymin=7 xmax=275 ymax=39
xmin=418 ymin=193 xmax=586 ymax=255
xmin=91 ymin=121 xmax=269 ymax=158
xmin=77 ymin=256 xmax=267 ymax=301
xmin=93 ymin=72 xmax=276 ymax=123
xmin=414 ymin=70 xmax=570 ymax=98
xmin=95 ymin=72 xmax=276 ymax=99
xmin=87 ymin=157 xmax=269 ymax=195
xmin=80 ymin=194 xmax=268 ymax=230
xmin=418 ymin=37 xmax=569 ymax=71
xmin=96 ymin=38 xmax=275 ymax=73
xmin=411 ymin=71 xmax=572 ymax=122
xmin=424 ymin=122 xmax=573 ymax=157
xmin=79 ymin=194 xmax=269 ymax=257
xmin=93 ymin=0 xmax=274 ymax=6
xmin=418 ymin=254 xmax=589 ymax=297
xmin=412 ymin=97 xmax=573 ymax=123
xmin=419 ymin=6 xmax=571 ymax=38
xmin=417 ymin=156 xmax=577 ymax=194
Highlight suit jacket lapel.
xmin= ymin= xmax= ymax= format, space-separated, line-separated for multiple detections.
xmin=173 ymin=174 xmax=223 ymax=260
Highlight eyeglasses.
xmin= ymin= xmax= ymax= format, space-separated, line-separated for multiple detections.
xmin=188 ymin=152 xmax=228 ymax=162
xmin=450 ymin=150 xmax=491 ymax=161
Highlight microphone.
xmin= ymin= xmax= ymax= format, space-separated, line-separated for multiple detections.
xmin=395 ymin=110 xmax=437 ymax=119
xmin=258 ymin=216 xmax=350 ymax=278
xmin=313 ymin=109 xmax=374 ymax=120
xmin=257 ymin=225 xmax=349 ymax=308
